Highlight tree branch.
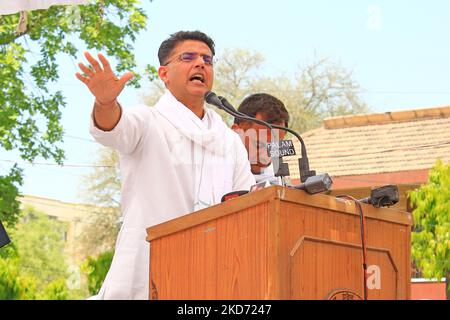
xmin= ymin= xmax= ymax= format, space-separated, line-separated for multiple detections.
xmin=0 ymin=30 xmax=30 ymax=46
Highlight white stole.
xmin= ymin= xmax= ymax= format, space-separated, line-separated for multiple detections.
xmin=154 ymin=91 xmax=231 ymax=210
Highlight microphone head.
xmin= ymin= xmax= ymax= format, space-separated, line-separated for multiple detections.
xmin=306 ymin=173 xmax=333 ymax=194
xmin=204 ymin=91 xmax=224 ymax=109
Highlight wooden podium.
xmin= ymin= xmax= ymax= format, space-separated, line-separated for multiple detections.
xmin=146 ymin=186 xmax=412 ymax=300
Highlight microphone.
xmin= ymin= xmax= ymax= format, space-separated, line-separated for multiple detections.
xmin=358 ymin=185 xmax=399 ymax=207
xmin=204 ymin=91 xmax=225 ymax=111
xmin=205 ymin=92 xmax=276 ymax=129
xmin=205 ymin=91 xmax=317 ymax=182
xmin=289 ymin=173 xmax=333 ymax=194
xmin=0 ymin=220 xmax=11 ymax=249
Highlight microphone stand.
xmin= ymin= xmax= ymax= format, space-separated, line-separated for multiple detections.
xmin=217 ymin=94 xmax=316 ymax=183
xmin=204 ymin=92 xmax=286 ymax=184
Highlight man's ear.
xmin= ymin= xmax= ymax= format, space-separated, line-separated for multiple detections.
xmin=158 ymin=66 xmax=168 ymax=84
xmin=231 ymin=123 xmax=240 ymax=132
xmin=231 ymin=123 xmax=247 ymax=142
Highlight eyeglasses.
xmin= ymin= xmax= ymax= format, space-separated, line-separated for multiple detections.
xmin=164 ymin=52 xmax=214 ymax=66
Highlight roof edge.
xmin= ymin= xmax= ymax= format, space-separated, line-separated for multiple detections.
xmin=323 ymin=105 xmax=450 ymax=129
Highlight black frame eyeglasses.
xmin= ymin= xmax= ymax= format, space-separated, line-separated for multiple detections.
xmin=164 ymin=52 xmax=214 ymax=66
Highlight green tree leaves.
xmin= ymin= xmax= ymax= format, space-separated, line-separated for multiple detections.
xmin=0 ymin=165 xmax=23 ymax=227
xmin=0 ymin=1 xmax=150 ymax=228
xmin=0 ymin=206 xmax=70 ymax=299
xmin=40 ymin=278 xmax=69 ymax=300
xmin=410 ymin=160 xmax=450 ymax=297
xmin=81 ymin=250 xmax=114 ymax=295
xmin=11 ymin=208 xmax=68 ymax=286
xmin=0 ymin=258 xmax=37 ymax=300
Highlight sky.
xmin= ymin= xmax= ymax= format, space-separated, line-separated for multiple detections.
xmin=1 ymin=0 xmax=450 ymax=204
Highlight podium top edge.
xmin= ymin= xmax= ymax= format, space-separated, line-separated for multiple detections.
xmin=146 ymin=186 xmax=412 ymax=242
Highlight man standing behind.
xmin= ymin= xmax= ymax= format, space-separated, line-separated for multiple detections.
xmin=231 ymin=93 xmax=290 ymax=184
xmin=75 ymin=31 xmax=255 ymax=299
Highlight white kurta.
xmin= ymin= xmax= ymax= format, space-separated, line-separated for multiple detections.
xmin=88 ymin=90 xmax=255 ymax=299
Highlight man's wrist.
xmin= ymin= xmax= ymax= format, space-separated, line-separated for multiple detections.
xmin=92 ymin=100 xmax=122 ymax=131
xmin=95 ymin=98 xmax=118 ymax=110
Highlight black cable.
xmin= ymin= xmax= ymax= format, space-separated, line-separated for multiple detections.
xmin=336 ymin=195 xmax=368 ymax=300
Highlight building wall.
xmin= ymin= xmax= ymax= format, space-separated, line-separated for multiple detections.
xmin=18 ymin=195 xmax=115 ymax=290
xmin=411 ymin=280 xmax=447 ymax=300
xmin=290 ymin=169 xmax=428 ymax=188
xmin=19 ymin=195 xmax=94 ymax=264
xmin=329 ymin=169 xmax=429 ymax=189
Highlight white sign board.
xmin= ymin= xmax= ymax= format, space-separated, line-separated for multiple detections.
xmin=0 ymin=0 xmax=90 ymax=15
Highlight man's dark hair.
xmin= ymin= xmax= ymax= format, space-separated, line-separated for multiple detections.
xmin=158 ymin=30 xmax=215 ymax=66
xmin=235 ymin=93 xmax=290 ymax=127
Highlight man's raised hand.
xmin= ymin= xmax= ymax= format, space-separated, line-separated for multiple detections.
xmin=75 ymin=52 xmax=134 ymax=107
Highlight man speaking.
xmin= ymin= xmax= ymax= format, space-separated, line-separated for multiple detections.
xmin=76 ymin=31 xmax=255 ymax=299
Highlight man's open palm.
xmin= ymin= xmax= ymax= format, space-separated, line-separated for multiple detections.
xmin=75 ymin=52 xmax=134 ymax=106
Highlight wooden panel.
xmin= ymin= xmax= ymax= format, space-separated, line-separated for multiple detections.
xmin=289 ymin=237 xmax=397 ymax=299
xmin=149 ymin=203 xmax=270 ymax=299
xmin=266 ymin=192 xmax=281 ymax=299
xmin=279 ymin=201 xmax=410 ymax=299
xmin=405 ymin=225 xmax=411 ymax=299
xmin=364 ymin=214 xmax=411 ymax=299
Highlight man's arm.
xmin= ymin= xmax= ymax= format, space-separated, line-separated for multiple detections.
xmin=93 ymin=100 xmax=122 ymax=131
xmin=76 ymin=52 xmax=133 ymax=131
